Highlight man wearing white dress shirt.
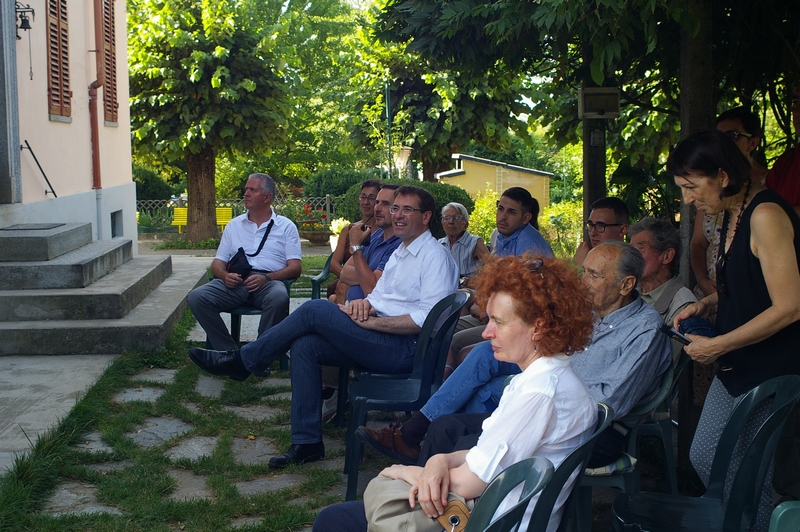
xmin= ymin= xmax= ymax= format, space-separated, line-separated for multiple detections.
xmin=188 ymin=173 xmax=301 ymax=351
xmin=188 ymin=185 xmax=459 ymax=468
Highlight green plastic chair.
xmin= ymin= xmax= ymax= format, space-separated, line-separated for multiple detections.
xmin=636 ymin=350 xmax=692 ymax=495
xmin=770 ymin=501 xmax=800 ymax=532
xmin=574 ymin=363 xmax=674 ymax=531
xmin=465 ymin=456 xmax=554 ymax=532
xmin=204 ymin=275 xmax=296 ymax=371
xmin=343 ymin=291 xmax=471 ymax=500
xmin=530 ymin=403 xmax=614 ymax=532
xmin=612 ymin=374 xmax=800 ymax=532
xmin=310 ymin=253 xmax=333 ymax=300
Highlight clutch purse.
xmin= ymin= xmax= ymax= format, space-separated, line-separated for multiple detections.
xmin=436 ymin=500 xmax=470 ymax=532
xmin=225 ymin=219 xmax=275 ymax=279
xmin=226 ymin=247 xmax=252 ymax=278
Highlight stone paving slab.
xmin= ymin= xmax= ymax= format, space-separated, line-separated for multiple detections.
xmin=195 ymin=375 xmax=225 ymax=398
xmin=86 ymin=460 xmax=133 ymax=473
xmin=235 ymin=473 xmax=307 ymax=496
xmin=167 ymin=469 xmax=214 ymax=501
xmin=256 ymin=377 xmax=292 ymax=390
xmin=43 ymin=481 xmax=122 ymax=516
xmin=181 ymin=400 xmax=201 ymax=414
xmin=125 ymin=416 xmax=193 ymax=449
xmin=73 ymin=430 xmax=114 ymax=453
xmin=113 ymin=386 xmax=165 ymax=403
xmin=232 ymin=437 xmax=280 ymax=466
xmin=231 ymin=516 xmax=265 ymax=529
xmin=223 ymin=404 xmax=283 ymax=422
xmin=166 ymin=435 xmax=218 ymax=461
xmin=270 ymin=391 xmax=293 ymax=401
xmin=133 ymin=368 xmax=178 ymax=384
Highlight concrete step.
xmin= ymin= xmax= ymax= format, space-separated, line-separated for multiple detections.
xmin=0 ymin=256 xmax=172 ymax=321
xmin=0 ymin=223 xmax=92 ymax=262
xmin=0 ymin=238 xmax=132 ymax=290
xmin=0 ymin=257 xmax=208 ymax=355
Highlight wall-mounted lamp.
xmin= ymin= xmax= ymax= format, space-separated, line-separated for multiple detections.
xmin=15 ymin=2 xmax=35 ymax=40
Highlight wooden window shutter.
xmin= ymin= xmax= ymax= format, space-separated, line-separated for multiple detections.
xmin=102 ymin=0 xmax=118 ymax=123
xmin=46 ymin=0 xmax=71 ymax=117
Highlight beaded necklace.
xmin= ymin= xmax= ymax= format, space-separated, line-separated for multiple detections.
xmin=716 ymin=180 xmax=752 ymax=295
xmin=721 ymin=179 xmax=752 ymax=255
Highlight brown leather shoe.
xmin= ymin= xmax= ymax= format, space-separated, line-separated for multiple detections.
xmin=355 ymin=423 xmax=420 ymax=465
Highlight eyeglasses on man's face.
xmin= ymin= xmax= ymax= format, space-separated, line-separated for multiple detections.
xmin=389 ymin=205 xmax=424 ymax=215
xmin=359 ymin=194 xmax=378 ymax=202
xmin=442 ymin=215 xmax=465 ymax=222
xmin=585 ymin=221 xmax=623 ymax=233
xmin=723 ymin=130 xmax=753 ymax=142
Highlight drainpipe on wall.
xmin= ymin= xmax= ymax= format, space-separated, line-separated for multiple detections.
xmin=89 ymin=0 xmax=105 ymax=191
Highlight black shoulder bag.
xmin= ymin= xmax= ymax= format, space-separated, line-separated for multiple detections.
xmin=226 ymin=219 xmax=274 ymax=279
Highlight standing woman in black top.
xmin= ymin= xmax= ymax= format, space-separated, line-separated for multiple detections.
xmin=671 ymin=129 xmax=800 ymax=531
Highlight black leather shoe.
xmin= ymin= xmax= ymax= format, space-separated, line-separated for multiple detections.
xmin=188 ymin=347 xmax=250 ymax=381
xmin=268 ymin=443 xmax=325 ymax=468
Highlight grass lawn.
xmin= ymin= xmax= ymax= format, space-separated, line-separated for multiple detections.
xmin=0 ymin=311 xmax=386 ymax=531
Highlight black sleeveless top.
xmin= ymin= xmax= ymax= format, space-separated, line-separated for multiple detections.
xmin=715 ymin=188 xmax=800 ymax=396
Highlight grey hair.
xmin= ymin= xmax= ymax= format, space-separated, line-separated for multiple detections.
xmin=628 ymin=217 xmax=681 ymax=276
xmin=441 ymin=202 xmax=469 ymax=223
xmin=248 ymin=173 xmax=277 ymax=197
xmin=596 ymin=240 xmax=645 ymax=285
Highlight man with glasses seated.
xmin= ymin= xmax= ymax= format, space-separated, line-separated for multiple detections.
xmin=187 ymin=185 xmax=459 ymax=468
xmin=573 ymin=196 xmax=630 ymax=267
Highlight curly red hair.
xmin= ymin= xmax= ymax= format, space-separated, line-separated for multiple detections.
xmin=472 ymin=254 xmax=594 ymax=356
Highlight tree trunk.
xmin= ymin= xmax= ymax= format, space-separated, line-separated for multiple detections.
xmin=185 ymin=147 xmax=218 ymax=243
xmin=677 ymin=0 xmax=714 ymax=473
xmin=421 ymin=157 xmax=452 ymax=182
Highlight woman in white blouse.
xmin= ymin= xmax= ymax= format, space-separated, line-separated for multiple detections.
xmin=313 ymin=255 xmax=597 ymax=532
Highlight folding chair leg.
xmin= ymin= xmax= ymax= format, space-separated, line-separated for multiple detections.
xmin=658 ymin=418 xmax=678 ymax=495
xmin=345 ymin=400 xmax=368 ymax=501
xmin=231 ymin=314 xmax=242 ymax=344
xmin=574 ymin=485 xmax=593 ymax=532
xmin=336 ymin=366 xmax=350 ymax=428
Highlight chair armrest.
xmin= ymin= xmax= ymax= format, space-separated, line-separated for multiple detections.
xmin=311 ymin=253 xmax=334 ymax=299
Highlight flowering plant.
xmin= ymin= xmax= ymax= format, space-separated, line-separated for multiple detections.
xmin=330 ymin=217 xmax=351 ymax=236
xmin=295 ymin=203 xmax=328 ymax=231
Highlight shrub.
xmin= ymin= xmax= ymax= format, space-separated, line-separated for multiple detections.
xmin=468 ymin=186 xmax=500 ymax=243
xmin=338 ymin=180 xmax=474 ymax=239
xmin=304 ymin=167 xmax=382 ymax=197
xmin=133 ymin=165 xmax=172 ymax=200
xmin=539 ymin=199 xmax=583 ymax=259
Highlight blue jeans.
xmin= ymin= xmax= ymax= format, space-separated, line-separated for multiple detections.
xmin=420 ymin=341 xmax=520 ymax=421
xmin=239 ymin=299 xmax=417 ymax=444
xmin=313 ymin=501 xmax=367 ymax=531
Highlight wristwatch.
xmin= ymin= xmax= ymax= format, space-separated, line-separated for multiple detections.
xmin=349 ymin=245 xmax=363 ymax=254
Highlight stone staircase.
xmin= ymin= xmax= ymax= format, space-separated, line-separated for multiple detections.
xmin=0 ymin=223 xmax=208 ymax=355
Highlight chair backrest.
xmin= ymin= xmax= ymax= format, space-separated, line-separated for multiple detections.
xmin=528 ymin=403 xmax=614 ymax=532
xmin=661 ymin=350 xmax=691 ymax=412
xmin=409 ymin=291 xmax=471 ymax=389
xmin=310 ymin=252 xmax=334 ymax=299
xmin=701 ymin=375 xmax=800 ymax=531
xmin=770 ymin=501 xmax=800 ymax=532
xmin=628 ymin=363 xmax=674 ymax=419
xmin=466 ymin=456 xmax=555 ymax=532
